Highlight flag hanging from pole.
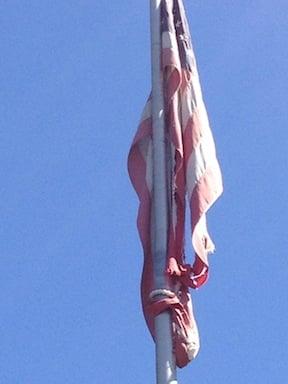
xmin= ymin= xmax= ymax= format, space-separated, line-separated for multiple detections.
xmin=128 ymin=0 xmax=223 ymax=368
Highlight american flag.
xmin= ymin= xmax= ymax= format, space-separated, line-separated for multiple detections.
xmin=128 ymin=0 xmax=223 ymax=368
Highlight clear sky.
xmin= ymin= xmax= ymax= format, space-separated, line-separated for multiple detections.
xmin=1 ymin=1 xmax=288 ymax=383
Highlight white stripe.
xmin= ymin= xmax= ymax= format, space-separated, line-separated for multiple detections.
xmin=186 ymin=142 xmax=206 ymax=199
xmin=162 ymin=31 xmax=178 ymax=51
xmin=137 ymin=136 xmax=156 ymax=195
xmin=181 ymin=75 xmax=206 ymax=130
xmin=190 ymin=73 xmax=204 ymax=105
xmin=140 ymin=99 xmax=152 ymax=122
xmin=181 ymin=87 xmax=195 ymax=130
xmin=186 ymin=120 xmax=218 ymax=200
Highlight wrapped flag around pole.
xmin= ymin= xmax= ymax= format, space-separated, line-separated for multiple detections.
xmin=128 ymin=0 xmax=223 ymax=382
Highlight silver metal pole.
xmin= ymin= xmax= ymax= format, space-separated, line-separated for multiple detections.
xmin=150 ymin=1 xmax=177 ymax=383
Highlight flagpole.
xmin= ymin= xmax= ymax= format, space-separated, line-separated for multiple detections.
xmin=150 ymin=1 xmax=177 ymax=383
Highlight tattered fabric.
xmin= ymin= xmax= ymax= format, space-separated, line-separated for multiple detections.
xmin=128 ymin=0 xmax=223 ymax=368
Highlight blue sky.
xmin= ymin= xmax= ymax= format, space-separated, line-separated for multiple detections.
xmin=1 ymin=1 xmax=288 ymax=383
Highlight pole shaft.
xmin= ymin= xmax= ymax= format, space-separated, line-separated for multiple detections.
xmin=150 ymin=1 xmax=177 ymax=383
